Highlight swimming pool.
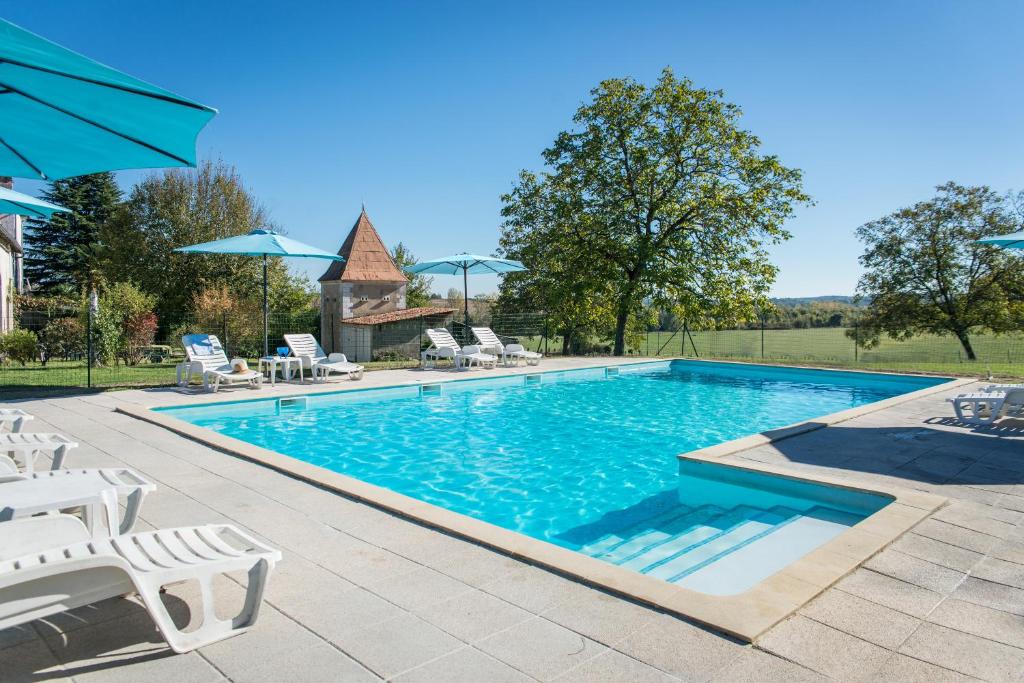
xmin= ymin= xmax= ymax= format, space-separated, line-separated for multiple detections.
xmin=160 ymin=360 xmax=947 ymax=595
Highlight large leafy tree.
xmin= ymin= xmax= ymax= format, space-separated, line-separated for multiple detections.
xmin=390 ymin=242 xmax=433 ymax=308
xmin=499 ymin=68 xmax=809 ymax=355
xmin=100 ymin=160 xmax=302 ymax=324
xmin=23 ymin=173 xmax=121 ymax=293
xmin=852 ymin=182 xmax=1024 ymax=360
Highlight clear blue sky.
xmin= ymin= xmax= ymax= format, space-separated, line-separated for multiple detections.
xmin=6 ymin=1 xmax=1023 ymax=297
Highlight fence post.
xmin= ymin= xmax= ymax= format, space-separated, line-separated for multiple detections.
xmin=760 ymin=314 xmax=765 ymax=359
xmin=86 ymin=297 xmax=93 ymax=389
xmin=221 ymin=312 xmax=228 ymax=357
xmin=853 ymin=321 xmax=859 ymax=363
xmin=418 ymin=312 xmax=424 ymax=367
xmin=543 ymin=315 xmax=549 ymax=356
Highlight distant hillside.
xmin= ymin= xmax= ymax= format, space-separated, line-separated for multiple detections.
xmin=771 ymin=295 xmax=862 ymax=307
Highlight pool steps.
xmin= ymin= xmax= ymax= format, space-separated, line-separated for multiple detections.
xmin=577 ymin=503 xmax=859 ymax=592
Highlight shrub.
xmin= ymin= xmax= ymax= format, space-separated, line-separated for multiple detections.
xmin=89 ymin=282 xmax=158 ymax=366
xmin=0 ymin=329 xmax=39 ymax=365
xmin=39 ymin=317 xmax=85 ymax=362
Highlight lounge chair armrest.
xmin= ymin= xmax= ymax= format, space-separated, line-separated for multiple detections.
xmin=505 ymin=343 xmax=525 ymax=353
xmin=431 ymin=347 xmax=457 ymax=359
xmin=327 ymin=353 xmax=348 ymax=363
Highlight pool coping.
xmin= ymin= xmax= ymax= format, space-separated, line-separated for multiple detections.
xmin=116 ymin=360 xmax=969 ymax=642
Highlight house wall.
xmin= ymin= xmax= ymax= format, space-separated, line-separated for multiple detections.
xmin=0 ymin=213 xmax=21 ymax=332
xmin=339 ymin=324 xmax=372 ymax=362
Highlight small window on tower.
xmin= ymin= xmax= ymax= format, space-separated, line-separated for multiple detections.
xmin=360 ymin=295 xmax=369 ymax=302
xmin=383 ymin=295 xmax=391 ymax=302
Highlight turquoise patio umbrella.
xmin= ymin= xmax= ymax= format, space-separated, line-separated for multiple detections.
xmin=404 ymin=253 xmax=527 ymax=336
xmin=0 ymin=185 xmax=68 ymax=218
xmin=176 ymin=229 xmax=343 ymax=356
xmin=0 ymin=18 xmax=216 ymax=180
xmin=977 ymin=231 xmax=1024 ymax=249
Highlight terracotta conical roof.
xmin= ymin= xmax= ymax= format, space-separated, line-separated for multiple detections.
xmin=319 ymin=208 xmax=408 ymax=283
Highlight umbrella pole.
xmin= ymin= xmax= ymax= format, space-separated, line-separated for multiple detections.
xmin=463 ymin=265 xmax=469 ymax=345
xmin=263 ymin=254 xmax=269 ymax=358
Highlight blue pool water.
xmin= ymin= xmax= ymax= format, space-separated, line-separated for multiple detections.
xmin=162 ymin=360 xmax=946 ymax=594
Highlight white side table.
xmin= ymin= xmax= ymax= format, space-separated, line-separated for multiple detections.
xmin=258 ymin=356 xmax=303 ymax=386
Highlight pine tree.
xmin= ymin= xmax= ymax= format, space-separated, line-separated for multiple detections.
xmin=23 ymin=173 xmax=122 ymax=293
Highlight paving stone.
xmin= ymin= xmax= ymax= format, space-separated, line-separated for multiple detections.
xmin=953 ymin=577 xmax=1024 ymax=616
xmin=932 ymin=501 xmax=1022 ymax=537
xmin=393 ymin=646 xmax=532 ymax=682
xmin=872 ymin=653 xmax=975 ymax=682
xmin=865 ymin=549 xmax=967 ymax=594
xmin=891 ymin=532 xmax=985 ymax=572
xmin=800 ymin=588 xmax=920 ymax=649
xmin=481 ymin=564 xmax=573 ymax=614
xmin=276 ymin=584 xmax=406 ymax=645
xmin=0 ymin=638 xmax=71 ymax=683
xmin=418 ymin=589 xmax=533 ymax=643
xmin=927 ymin=598 xmax=1024 ymax=649
xmin=42 ymin=611 xmax=222 ymax=683
xmin=836 ymin=569 xmax=944 ymax=618
xmin=542 ymin=583 xmax=657 ymax=645
xmin=990 ymin=539 xmax=1024 ymax=565
xmin=425 ymin=542 xmax=524 ymax=588
xmin=477 ymin=617 xmax=606 ymax=681
xmin=614 ymin=613 xmax=743 ymax=680
xmin=972 ymin=556 xmax=1024 ymax=590
xmin=913 ymin=518 xmax=1001 ymax=554
xmin=365 ymin=565 xmax=473 ymax=612
xmin=554 ymin=648 xmax=677 ymax=682
xmin=333 ymin=613 xmax=462 ymax=679
xmin=757 ymin=615 xmax=890 ymax=679
xmin=899 ymin=622 xmax=1024 ymax=681
xmin=198 ymin=605 xmax=375 ymax=682
xmin=707 ymin=647 xmax=825 ymax=682
xmin=0 ymin=623 xmax=41 ymax=651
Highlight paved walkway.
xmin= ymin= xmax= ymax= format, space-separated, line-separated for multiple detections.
xmin=1 ymin=361 xmax=1023 ymax=682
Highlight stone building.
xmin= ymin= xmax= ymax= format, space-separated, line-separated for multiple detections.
xmin=319 ymin=209 xmax=454 ymax=360
xmin=0 ymin=177 xmax=24 ymax=331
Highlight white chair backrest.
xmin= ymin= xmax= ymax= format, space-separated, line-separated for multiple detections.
xmin=472 ymin=327 xmax=503 ymax=350
xmin=1005 ymin=389 xmax=1024 ymax=405
xmin=426 ymin=329 xmax=461 ymax=351
xmin=284 ymin=333 xmax=326 ymax=360
xmin=182 ymin=334 xmax=229 ymax=370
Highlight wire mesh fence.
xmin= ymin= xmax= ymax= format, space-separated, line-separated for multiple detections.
xmin=0 ymin=302 xmax=1021 ymax=393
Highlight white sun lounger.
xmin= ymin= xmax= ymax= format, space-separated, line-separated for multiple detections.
xmin=283 ymin=333 xmax=364 ymax=382
xmin=0 ymin=515 xmax=280 ymax=653
xmin=422 ymin=329 xmax=497 ymax=370
xmin=0 ymin=409 xmax=32 ymax=434
xmin=0 ymin=432 xmax=77 ymax=474
xmin=181 ymin=334 xmax=263 ymax=392
xmin=948 ymin=388 xmax=1024 ymax=425
xmin=0 ymin=463 xmax=155 ymax=536
xmin=472 ymin=327 xmax=542 ymax=366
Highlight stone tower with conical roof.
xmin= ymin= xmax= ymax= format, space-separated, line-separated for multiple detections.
xmin=318 ymin=208 xmax=408 ymax=352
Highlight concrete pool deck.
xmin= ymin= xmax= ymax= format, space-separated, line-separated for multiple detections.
xmin=2 ymin=358 xmax=1024 ymax=681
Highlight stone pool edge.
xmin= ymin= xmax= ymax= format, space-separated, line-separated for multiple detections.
xmin=116 ymin=367 xmax=968 ymax=642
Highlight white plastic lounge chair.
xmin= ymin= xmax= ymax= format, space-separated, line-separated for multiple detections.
xmin=948 ymin=388 xmax=1024 ymax=425
xmin=0 ymin=515 xmax=281 ymax=653
xmin=422 ymin=329 xmax=497 ymax=370
xmin=283 ymin=333 xmax=364 ymax=382
xmin=181 ymin=334 xmax=263 ymax=392
xmin=0 ymin=409 xmax=32 ymax=434
xmin=0 ymin=463 xmax=155 ymax=536
xmin=0 ymin=432 xmax=77 ymax=474
xmin=472 ymin=327 xmax=543 ymax=366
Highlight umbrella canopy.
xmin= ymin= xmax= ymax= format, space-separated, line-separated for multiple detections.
xmin=977 ymin=231 xmax=1024 ymax=249
xmin=405 ymin=253 xmax=527 ymax=339
xmin=0 ymin=185 xmax=68 ymax=218
xmin=0 ymin=18 xmax=216 ymax=180
xmin=175 ymin=229 xmax=343 ymax=356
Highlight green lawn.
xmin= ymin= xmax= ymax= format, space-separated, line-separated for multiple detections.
xmin=2 ymin=327 xmax=1022 ymax=392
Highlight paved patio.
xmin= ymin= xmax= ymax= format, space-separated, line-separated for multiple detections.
xmin=1 ymin=359 xmax=1023 ymax=682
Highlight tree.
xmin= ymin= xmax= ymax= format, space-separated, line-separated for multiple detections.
xmin=100 ymin=160 xmax=292 ymax=325
xmin=851 ymin=182 xmax=1024 ymax=360
xmin=499 ymin=68 xmax=809 ymax=355
xmin=23 ymin=173 xmax=121 ymax=293
xmin=390 ymin=243 xmax=433 ymax=307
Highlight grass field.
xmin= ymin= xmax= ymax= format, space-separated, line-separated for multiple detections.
xmin=1 ymin=327 xmax=1022 ymax=392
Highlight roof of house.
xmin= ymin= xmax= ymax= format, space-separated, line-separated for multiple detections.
xmin=319 ymin=208 xmax=408 ymax=283
xmin=340 ymin=306 xmax=457 ymax=326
